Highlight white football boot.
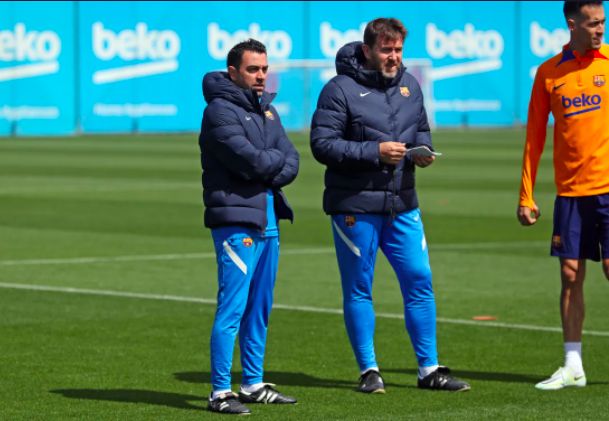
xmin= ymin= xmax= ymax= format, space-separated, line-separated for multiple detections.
xmin=535 ymin=367 xmax=586 ymax=390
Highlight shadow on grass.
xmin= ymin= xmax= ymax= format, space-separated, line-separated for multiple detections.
xmin=174 ymin=371 xmax=407 ymax=390
xmin=383 ymin=368 xmax=609 ymax=386
xmin=50 ymin=389 xmax=204 ymax=410
xmin=384 ymin=367 xmax=538 ymax=383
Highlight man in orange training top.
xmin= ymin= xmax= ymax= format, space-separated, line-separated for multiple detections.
xmin=518 ymin=0 xmax=608 ymax=390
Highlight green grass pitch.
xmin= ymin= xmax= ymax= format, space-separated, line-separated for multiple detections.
xmin=1 ymin=129 xmax=608 ymax=419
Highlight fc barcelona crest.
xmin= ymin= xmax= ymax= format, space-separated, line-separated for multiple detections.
xmin=243 ymin=237 xmax=253 ymax=247
xmin=345 ymin=215 xmax=356 ymax=227
xmin=265 ymin=110 xmax=275 ymax=120
xmin=400 ymin=86 xmax=411 ymax=97
xmin=593 ymin=75 xmax=605 ymax=87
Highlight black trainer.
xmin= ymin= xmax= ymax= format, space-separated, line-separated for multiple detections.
xmin=208 ymin=392 xmax=251 ymax=415
xmin=238 ymin=383 xmax=297 ymax=404
xmin=358 ymin=369 xmax=386 ymax=394
xmin=417 ymin=366 xmax=470 ymax=392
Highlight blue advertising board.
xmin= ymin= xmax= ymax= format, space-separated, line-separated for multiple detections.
xmin=518 ymin=1 xmax=568 ymax=124
xmin=416 ymin=1 xmax=517 ymax=126
xmin=0 ymin=1 xmax=579 ymax=135
xmin=79 ymin=2 xmax=201 ymax=132
xmin=0 ymin=1 xmax=74 ymax=136
xmin=79 ymin=1 xmax=305 ymax=133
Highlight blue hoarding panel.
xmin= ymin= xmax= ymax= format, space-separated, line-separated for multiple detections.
xmin=79 ymin=2 xmax=198 ymax=132
xmin=518 ymin=1 xmax=567 ymax=124
xmin=418 ymin=1 xmax=517 ymax=126
xmin=79 ymin=1 xmax=305 ymax=133
xmin=0 ymin=1 xmax=74 ymax=136
xmin=1 ymin=1 xmax=578 ymax=135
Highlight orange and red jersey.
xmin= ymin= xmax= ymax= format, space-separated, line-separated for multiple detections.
xmin=519 ymin=44 xmax=609 ymax=209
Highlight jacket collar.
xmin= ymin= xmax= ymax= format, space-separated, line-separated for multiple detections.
xmin=203 ymin=71 xmax=275 ymax=112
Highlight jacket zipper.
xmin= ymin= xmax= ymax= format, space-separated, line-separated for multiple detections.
xmin=255 ymin=94 xmax=268 ymax=235
xmin=385 ymin=90 xmax=398 ymax=221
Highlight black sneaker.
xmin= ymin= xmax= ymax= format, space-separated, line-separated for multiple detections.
xmin=358 ymin=369 xmax=386 ymax=394
xmin=417 ymin=366 xmax=470 ymax=392
xmin=238 ymin=383 xmax=297 ymax=404
xmin=208 ymin=392 xmax=251 ymax=415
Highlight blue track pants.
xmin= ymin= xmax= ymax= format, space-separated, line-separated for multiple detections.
xmin=331 ymin=209 xmax=438 ymax=371
xmin=209 ymin=226 xmax=279 ymax=391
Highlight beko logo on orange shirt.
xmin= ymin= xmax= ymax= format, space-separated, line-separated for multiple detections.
xmin=561 ymin=93 xmax=601 ymax=117
xmin=561 ymin=94 xmax=601 ymax=108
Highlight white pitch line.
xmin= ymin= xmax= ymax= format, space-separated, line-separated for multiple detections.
xmin=0 ymin=242 xmax=547 ymax=267
xmin=0 ymin=248 xmax=335 ymax=266
xmin=1 ymin=282 xmax=608 ymax=337
xmin=0 ymin=252 xmax=217 ymax=266
xmin=0 ymin=282 xmax=216 ymax=305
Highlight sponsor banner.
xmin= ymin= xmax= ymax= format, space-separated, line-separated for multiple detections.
xmin=2 ymin=1 xmax=587 ymax=135
xmin=79 ymin=1 xmax=304 ymax=132
xmin=0 ymin=1 xmax=74 ymax=135
xmin=79 ymin=2 xmax=200 ymax=132
xmin=519 ymin=1 xmax=567 ymax=124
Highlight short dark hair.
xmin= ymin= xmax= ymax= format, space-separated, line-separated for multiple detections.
xmin=363 ymin=18 xmax=407 ymax=48
xmin=226 ymin=38 xmax=266 ymax=69
xmin=563 ymin=0 xmax=603 ymax=20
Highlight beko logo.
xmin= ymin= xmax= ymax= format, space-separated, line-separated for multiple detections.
xmin=530 ymin=22 xmax=569 ymax=58
xmin=426 ymin=23 xmax=504 ymax=59
xmin=0 ymin=23 xmax=61 ymax=82
xmin=561 ymin=93 xmax=602 ymax=117
xmin=91 ymin=22 xmax=181 ymax=84
xmin=425 ymin=23 xmax=504 ymax=80
xmin=528 ymin=22 xmax=570 ymax=79
xmin=207 ymin=23 xmax=292 ymax=60
xmin=319 ymin=22 xmax=366 ymax=58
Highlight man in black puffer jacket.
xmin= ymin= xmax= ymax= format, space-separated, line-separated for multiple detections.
xmin=199 ymin=39 xmax=298 ymax=415
xmin=311 ymin=18 xmax=469 ymax=394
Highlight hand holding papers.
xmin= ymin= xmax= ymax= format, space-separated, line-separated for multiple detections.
xmin=406 ymin=146 xmax=442 ymax=158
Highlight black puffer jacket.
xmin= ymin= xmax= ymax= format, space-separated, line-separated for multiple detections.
xmin=199 ymin=71 xmax=299 ymax=230
xmin=310 ymin=41 xmax=432 ymax=215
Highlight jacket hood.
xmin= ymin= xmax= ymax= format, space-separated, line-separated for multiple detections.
xmin=335 ymin=41 xmax=405 ymax=88
xmin=202 ymin=71 xmax=275 ymax=111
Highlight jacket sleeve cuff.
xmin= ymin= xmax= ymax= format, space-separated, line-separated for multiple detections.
xmin=414 ymin=131 xmax=433 ymax=148
xmin=364 ymin=141 xmax=381 ymax=166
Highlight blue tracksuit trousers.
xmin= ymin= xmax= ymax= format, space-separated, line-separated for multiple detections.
xmin=331 ymin=209 xmax=438 ymax=371
xmin=210 ymin=226 xmax=279 ymax=391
